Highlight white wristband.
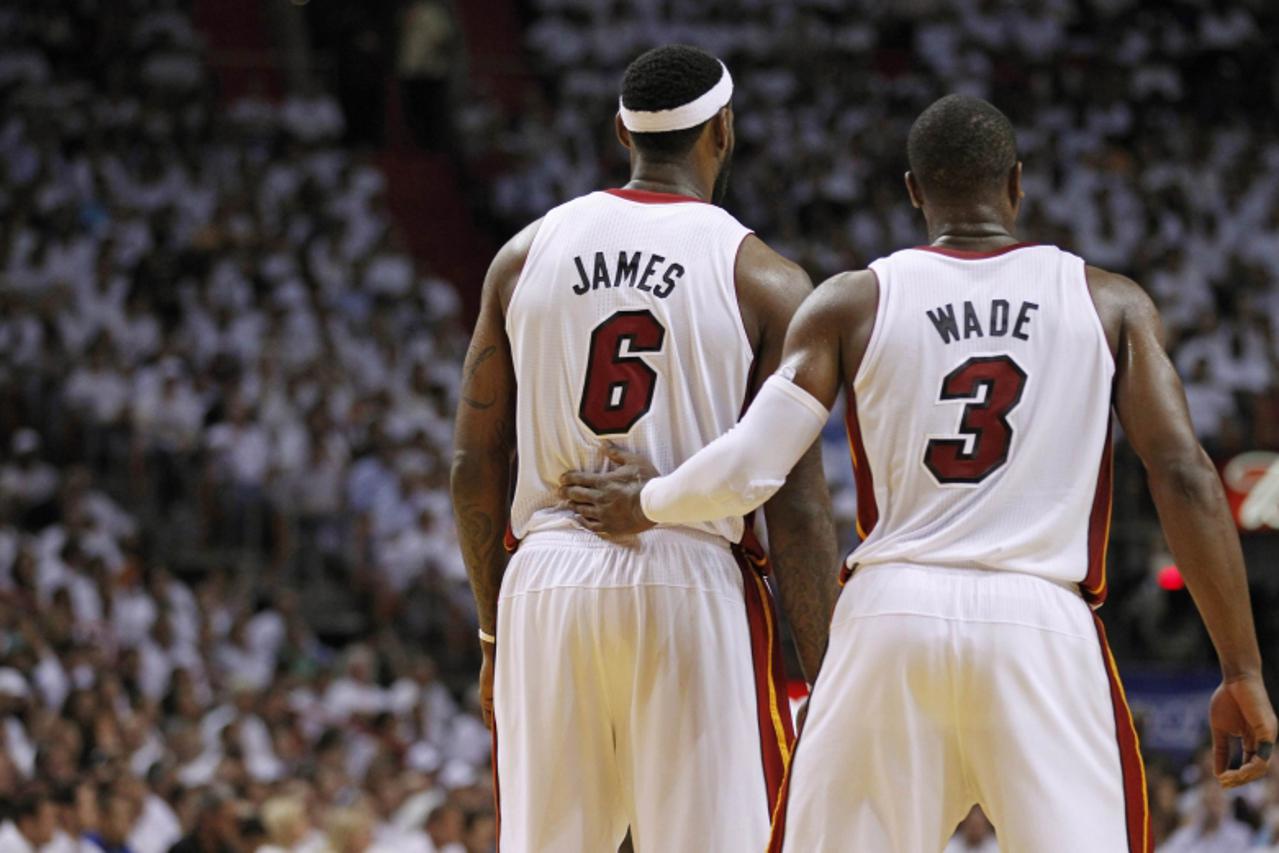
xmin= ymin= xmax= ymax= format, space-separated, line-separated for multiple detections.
xmin=478 ymin=628 xmax=496 ymax=645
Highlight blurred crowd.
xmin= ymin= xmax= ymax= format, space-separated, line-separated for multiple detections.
xmin=0 ymin=0 xmax=1278 ymax=851
xmin=0 ymin=0 xmax=493 ymax=851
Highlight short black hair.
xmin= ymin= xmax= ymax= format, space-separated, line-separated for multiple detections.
xmin=11 ymin=785 xmax=49 ymax=821
xmin=907 ymin=95 xmax=1018 ymax=202
xmin=620 ymin=44 xmax=725 ymax=160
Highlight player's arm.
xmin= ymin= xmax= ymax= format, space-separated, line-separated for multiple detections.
xmin=450 ymin=222 xmax=534 ymax=726
xmin=1096 ymin=266 xmax=1277 ymax=786
xmin=737 ymin=240 xmax=840 ymax=683
xmin=564 ymin=267 xmax=854 ymax=525
xmin=563 ymin=269 xmax=874 ymax=527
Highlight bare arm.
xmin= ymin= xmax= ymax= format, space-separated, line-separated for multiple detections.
xmin=737 ymin=238 xmax=840 ymax=683
xmin=768 ymin=270 xmax=878 ymax=681
xmin=450 ymin=222 xmax=534 ymax=723
xmin=1095 ymin=266 xmax=1276 ymax=785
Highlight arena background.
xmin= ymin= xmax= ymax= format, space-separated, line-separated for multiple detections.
xmin=0 ymin=0 xmax=1276 ymax=850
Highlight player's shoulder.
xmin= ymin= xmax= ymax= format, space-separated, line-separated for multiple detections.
xmin=734 ymin=235 xmax=814 ymax=322
xmin=1083 ymin=263 xmax=1147 ymax=299
xmin=532 ymin=189 xmax=628 ymax=228
xmin=1084 ymin=263 xmax=1157 ymax=321
xmin=491 ymin=217 xmax=544 ymax=272
xmin=818 ymin=268 xmax=878 ymax=292
xmin=732 ymin=236 xmax=814 ymax=345
xmin=486 ymin=217 xmax=545 ymax=312
xmin=736 ymin=234 xmax=808 ymax=285
xmin=1083 ymin=263 xmax=1161 ymax=354
xmin=784 ymin=268 xmax=878 ymax=341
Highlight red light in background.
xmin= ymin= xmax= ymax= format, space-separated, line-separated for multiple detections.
xmin=1157 ymin=564 xmax=1185 ymax=591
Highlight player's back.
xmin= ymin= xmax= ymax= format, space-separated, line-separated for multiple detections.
xmin=507 ymin=188 xmax=754 ymax=545
xmin=849 ymin=243 xmax=1116 ymax=601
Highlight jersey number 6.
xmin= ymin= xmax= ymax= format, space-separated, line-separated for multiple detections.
xmin=924 ymin=354 xmax=1028 ymax=484
xmin=579 ymin=310 xmax=666 ymax=435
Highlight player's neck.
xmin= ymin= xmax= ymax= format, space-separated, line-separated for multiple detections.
xmin=624 ymin=161 xmax=711 ymax=202
xmin=925 ymin=204 xmax=1019 ymax=251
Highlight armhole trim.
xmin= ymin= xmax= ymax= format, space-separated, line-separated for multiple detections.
xmin=503 ymin=217 xmax=550 ymax=335
xmin=729 ymin=229 xmax=759 ymax=357
xmin=1077 ymin=255 xmax=1118 ymax=373
xmin=851 ymin=266 xmax=886 ymax=391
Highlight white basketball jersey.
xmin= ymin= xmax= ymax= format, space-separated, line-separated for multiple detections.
xmin=847 ymin=243 xmax=1117 ymax=603
xmin=507 ymin=189 xmax=754 ymax=543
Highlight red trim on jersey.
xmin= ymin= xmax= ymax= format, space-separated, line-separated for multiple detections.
xmin=912 ymin=241 xmax=1038 ymax=259
xmin=604 ymin=187 xmax=707 ymax=204
xmin=733 ymin=528 xmax=795 ymax=818
xmin=1093 ymin=615 xmax=1152 ymax=853
xmin=844 ymin=393 xmax=879 ymax=541
xmin=1082 ymin=424 xmax=1114 ymax=606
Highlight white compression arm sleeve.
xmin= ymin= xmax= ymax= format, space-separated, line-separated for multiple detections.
xmin=640 ymin=374 xmax=829 ymax=524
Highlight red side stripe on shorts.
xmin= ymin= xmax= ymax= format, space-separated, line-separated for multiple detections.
xmin=1092 ymin=615 xmax=1151 ymax=853
xmin=733 ymin=529 xmax=795 ymax=818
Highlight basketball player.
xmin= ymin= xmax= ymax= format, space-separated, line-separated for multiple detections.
xmin=449 ymin=45 xmax=838 ymax=852
xmin=562 ymin=95 xmax=1278 ymax=852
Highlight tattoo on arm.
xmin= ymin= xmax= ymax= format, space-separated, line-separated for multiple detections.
xmin=452 ymin=310 xmax=515 ymax=635
xmin=461 ymin=344 xmax=498 ymax=410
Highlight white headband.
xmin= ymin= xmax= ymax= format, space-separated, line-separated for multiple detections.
xmin=619 ymin=61 xmax=733 ymax=133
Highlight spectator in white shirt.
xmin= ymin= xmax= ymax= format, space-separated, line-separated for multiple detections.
xmin=323 ymin=645 xmax=385 ymax=725
xmin=63 ymin=337 xmax=130 ymax=428
xmin=1162 ymin=782 xmax=1255 ymax=853
xmin=0 ymin=786 xmax=58 ymax=853
xmin=0 ymin=430 xmax=59 ymax=521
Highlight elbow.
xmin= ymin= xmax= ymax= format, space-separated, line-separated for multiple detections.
xmin=449 ymin=446 xmax=502 ymax=495
xmin=1149 ymin=446 xmax=1223 ymax=510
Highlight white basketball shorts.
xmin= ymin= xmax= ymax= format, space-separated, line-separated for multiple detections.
xmin=493 ymin=527 xmax=793 ymax=852
xmin=769 ymin=563 xmax=1149 ymax=853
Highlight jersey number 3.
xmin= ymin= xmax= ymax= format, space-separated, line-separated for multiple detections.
xmin=924 ymin=354 xmax=1028 ymax=484
xmin=579 ymin=310 xmax=666 ymax=435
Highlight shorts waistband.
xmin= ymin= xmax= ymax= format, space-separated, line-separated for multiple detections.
xmin=848 ymin=561 xmax=1081 ymax=593
xmin=835 ymin=562 xmax=1092 ymax=638
xmin=516 ymin=525 xmax=732 ymax=552
xmin=501 ymin=525 xmax=742 ymax=598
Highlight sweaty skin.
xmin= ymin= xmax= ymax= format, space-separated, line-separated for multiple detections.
xmin=563 ymin=164 xmax=1277 ymax=787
